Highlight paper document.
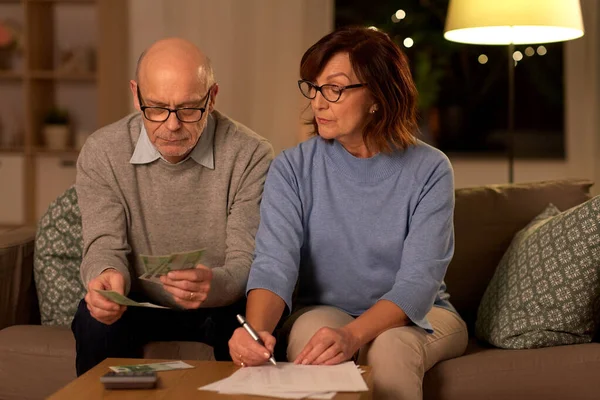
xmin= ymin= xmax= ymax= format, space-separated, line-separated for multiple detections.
xmin=199 ymin=361 xmax=368 ymax=399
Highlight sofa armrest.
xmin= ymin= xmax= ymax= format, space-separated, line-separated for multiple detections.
xmin=0 ymin=227 xmax=40 ymax=329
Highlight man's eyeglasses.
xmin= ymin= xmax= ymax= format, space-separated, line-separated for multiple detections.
xmin=137 ymin=85 xmax=212 ymax=123
xmin=297 ymin=80 xmax=366 ymax=103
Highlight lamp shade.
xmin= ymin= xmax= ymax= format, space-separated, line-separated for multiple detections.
xmin=444 ymin=0 xmax=584 ymax=45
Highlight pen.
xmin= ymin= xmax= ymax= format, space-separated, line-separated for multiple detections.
xmin=236 ymin=314 xmax=277 ymax=366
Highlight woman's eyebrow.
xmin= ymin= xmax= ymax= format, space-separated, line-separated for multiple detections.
xmin=324 ymin=72 xmax=351 ymax=80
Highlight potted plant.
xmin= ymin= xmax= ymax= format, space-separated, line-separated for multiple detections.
xmin=42 ymin=107 xmax=71 ymax=150
xmin=0 ymin=19 xmax=23 ymax=70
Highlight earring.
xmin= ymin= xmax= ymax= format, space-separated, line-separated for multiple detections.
xmin=370 ymin=105 xmax=378 ymax=114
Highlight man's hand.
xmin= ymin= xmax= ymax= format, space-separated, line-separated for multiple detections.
xmin=160 ymin=263 xmax=213 ymax=309
xmin=85 ymin=269 xmax=127 ymax=325
xmin=228 ymin=327 xmax=276 ymax=367
xmin=294 ymin=326 xmax=360 ymax=365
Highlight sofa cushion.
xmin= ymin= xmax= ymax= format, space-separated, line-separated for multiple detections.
xmin=423 ymin=338 xmax=600 ymax=400
xmin=475 ymin=196 xmax=600 ymax=348
xmin=0 ymin=325 xmax=76 ymax=400
xmin=34 ymin=186 xmax=86 ymax=326
xmin=447 ymin=179 xmax=593 ymax=334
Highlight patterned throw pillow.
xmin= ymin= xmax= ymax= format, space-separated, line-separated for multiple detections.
xmin=34 ymin=186 xmax=85 ymax=326
xmin=475 ymin=196 xmax=600 ymax=349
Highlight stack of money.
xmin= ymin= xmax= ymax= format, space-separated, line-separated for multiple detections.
xmin=94 ymin=289 xmax=167 ymax=308
xmin=109 ymin=361 xmax=194 ymax=373
xmin=139 ymin=249 xmax=205 ymax=283
xmin=94 ymin=248 xmax=205 ymax=308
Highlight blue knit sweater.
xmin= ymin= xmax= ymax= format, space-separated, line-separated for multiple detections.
xmin=247 ymin=136 xmax=456 ymax=331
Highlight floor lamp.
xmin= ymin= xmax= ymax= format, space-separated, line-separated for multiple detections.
xmin=443 ymin=0 xmax=584 ymax=183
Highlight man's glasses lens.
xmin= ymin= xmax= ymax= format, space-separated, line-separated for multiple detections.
xmin=138 ymin=85 xmax=211 ymax=123
xmin=143 ymin=108 xmax=168 ymax=121
xmin=142 ymin=108 xmax=204 ymax=122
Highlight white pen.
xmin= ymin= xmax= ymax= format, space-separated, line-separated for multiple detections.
xmin=236 ymin=314 xmax=277 ymax=366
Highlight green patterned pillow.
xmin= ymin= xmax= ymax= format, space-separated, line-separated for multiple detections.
xmin=476 ymin=196 xmax=600 ymax=349
xmin=34 ymin=186 xmax=85 ymax=326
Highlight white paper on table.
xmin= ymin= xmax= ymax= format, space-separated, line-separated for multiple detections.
xmin=198 ymin=361 xmax=367 ymax=398
xmin=200 ymin=371 xmax=332 ymax=399
xmin=223 ymin=389 xmax=336 ymax=399
xmin=201 ymin=380 xmax=335 ymax=399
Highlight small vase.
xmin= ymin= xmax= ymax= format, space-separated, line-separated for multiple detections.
xmin=43 ymin=124 xmax=70 ymax=150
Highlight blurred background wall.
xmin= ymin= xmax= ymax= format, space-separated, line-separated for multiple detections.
xmin=126 ymin=0 xmax=600 ymax=191
xmin=0 ymin=0 xmax=598 ymax=226
xmin=129 ymin=0 xmax=334 ymax=155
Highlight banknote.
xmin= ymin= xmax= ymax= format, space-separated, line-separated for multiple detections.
xmin=94 ymin=289 xmax=167 ymax=309
xmin=138 ymin=255 xmax=172 ymax=279
xmin=109 ymin=360 xmax=194 ymax=373
xmin=168 ymin=250 xmax=205 ymax=272
xmin=139 ymin=249 xmax=204 ymax=282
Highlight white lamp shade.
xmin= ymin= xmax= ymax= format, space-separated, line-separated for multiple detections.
xmin=444 ymin=0 xmax=584 ymax=45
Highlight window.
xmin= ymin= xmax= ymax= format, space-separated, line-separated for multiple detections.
xmin=336 ymin=0 xmax=565 ymax=159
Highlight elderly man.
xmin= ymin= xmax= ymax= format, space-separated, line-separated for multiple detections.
xmin=71 ymin=38 xmax=273 ymax=376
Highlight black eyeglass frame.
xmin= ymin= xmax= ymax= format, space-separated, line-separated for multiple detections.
xmin=297 ymin=79 xmax=366 ymax=103
xmin=136 ymin=85 xmax=212 ymax=123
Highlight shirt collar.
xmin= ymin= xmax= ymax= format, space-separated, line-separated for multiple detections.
xmin=130 ymin=113 xmax=215 ymax=169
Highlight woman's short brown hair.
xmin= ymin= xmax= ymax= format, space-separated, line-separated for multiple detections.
xmin=300 ymin=26 xmax=418 ymax=153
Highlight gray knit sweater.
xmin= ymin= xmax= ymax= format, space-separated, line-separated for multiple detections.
xmin=76 ymin=111 xmax=273 ymax=308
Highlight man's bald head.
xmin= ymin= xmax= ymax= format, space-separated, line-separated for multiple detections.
xmin=130 ymin=37 xmax=219 ymax=164
xmin=135 ymin=38 xmax=215 ymax=89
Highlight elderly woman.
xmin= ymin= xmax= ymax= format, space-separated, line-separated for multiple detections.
xmin=228 ymin=26 xmax=468 ymax=400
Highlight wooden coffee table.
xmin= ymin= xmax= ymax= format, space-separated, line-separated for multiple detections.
xmin=48 ymin=358 xmax=373 ymax=399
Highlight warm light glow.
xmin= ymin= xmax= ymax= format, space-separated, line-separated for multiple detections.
xmin=444 ymin=0 xmax=584 ymax=45
xmin=395 ymin=10 xmax=406 ymax=20
xmin=403 ymin=38 xmax=414 ymax=48
xmin=525 ymin=47 xmax=535 ymax=56
xmin=478 ymin=54 xmax=488 ymax=64
xmin=513 ymin=51 xmax=523 ymax=61
xmin=537 ymin=45 xmax=547 ymax=55
xmin=368 ymin=26 xmax=378 ymax=31
xmin=391 ymin=15 xmax=399 ymax=23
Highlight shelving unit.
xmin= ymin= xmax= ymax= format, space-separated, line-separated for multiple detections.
xmin=0 ymin=0 xmax=129 ymax=226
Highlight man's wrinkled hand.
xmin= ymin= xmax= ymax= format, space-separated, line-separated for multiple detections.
xmin=160 ymin=264 xmax=213 ymax=309
xmin=85 ymin=269 xmax=127 ymax=325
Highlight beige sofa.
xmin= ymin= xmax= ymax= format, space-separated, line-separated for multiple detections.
xmin=0 ymin=179 xmax=599 ymax=399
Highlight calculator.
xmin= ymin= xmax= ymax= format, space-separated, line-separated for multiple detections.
xmin=100 ymin=370 xmax=158 ymax=390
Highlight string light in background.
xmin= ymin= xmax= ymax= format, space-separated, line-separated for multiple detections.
xmin=512 ymin=51 xmax=523 ymax=61
xmin=476 ymin=47 xmax=549 ymax=65
xmin=391 ymin=9 xmax=406 ymax=23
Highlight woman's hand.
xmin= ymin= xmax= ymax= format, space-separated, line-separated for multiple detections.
xmin=294 ymin=326 xmax=360 ymax=365
xmin=228 ymin=327 xmax=276 ymax=367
